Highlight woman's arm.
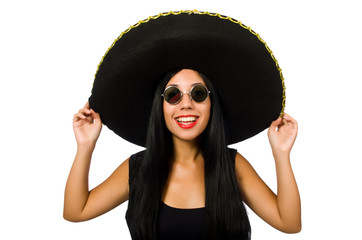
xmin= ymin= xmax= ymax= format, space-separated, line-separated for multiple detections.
xmin=63 ymin=102 xmax=129 ymax=222
xmin=235 ymin=113 xmax=301 ymax=233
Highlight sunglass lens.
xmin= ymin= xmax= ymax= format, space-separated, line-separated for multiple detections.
xmin=164 ymin=87 xmax=181 ymax=104
xmin=191 ymin=85 xmax=208 ymax=102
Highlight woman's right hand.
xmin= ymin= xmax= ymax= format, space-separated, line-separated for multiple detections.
xmin=73 ymin=102 xmax=102 ymax=148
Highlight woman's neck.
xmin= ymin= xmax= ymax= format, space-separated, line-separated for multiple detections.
xmin=171 ymin=136 xmax=202 ymax=164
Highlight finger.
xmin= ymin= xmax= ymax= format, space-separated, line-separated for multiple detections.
xmin=282 ymin=113 xmax=298 ymax=127
xmin=78 ymin=107 xmax=91 ymax=115
xmin=73 ymin=112 xmax=88 ymax=122
xmin=282 ymin=113 xmax=296 ymax=122
xmin=282 ymin=118 xmax=288 ymax=125
xmin=84 ymin=101 xmax=90 ymax=109
xmin=77 ymin=102 xmax=91 ymax=116
xmin=74 ymin=110 xmax=94 ymax=122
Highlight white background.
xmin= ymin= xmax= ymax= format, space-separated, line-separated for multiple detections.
xmin=1 ymin=0 xmax=361 ymax=239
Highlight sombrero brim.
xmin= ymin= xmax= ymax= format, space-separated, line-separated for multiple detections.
xmin=89 ymin=10 xmax=285 ymax=147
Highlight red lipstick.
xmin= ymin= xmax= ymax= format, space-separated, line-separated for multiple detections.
xmin=174 ymin=115 xmax=199 ymax=129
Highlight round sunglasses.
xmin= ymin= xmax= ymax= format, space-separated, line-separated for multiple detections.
xmin=161 ymin=84 xmax=211 ymax=104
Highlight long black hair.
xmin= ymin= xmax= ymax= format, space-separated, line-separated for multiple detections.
xmin=126 ymin=69 xmax=251 ymax=240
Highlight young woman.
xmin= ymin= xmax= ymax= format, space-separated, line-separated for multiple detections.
xmin=64 ymin=11 xmax=301 ymax=240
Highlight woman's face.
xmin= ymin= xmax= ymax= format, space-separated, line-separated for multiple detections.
xmin=163 ymin=69 xmax=211 ymax=142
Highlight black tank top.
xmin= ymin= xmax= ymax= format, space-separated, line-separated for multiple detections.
xmin=158 ymin=201 xmax=204 ymax=240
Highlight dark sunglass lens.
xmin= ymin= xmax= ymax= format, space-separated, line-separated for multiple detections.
xmin=191 ymin=85 xmax=208 ymax=102
xmin=164 ymin=87 xmax=181 ymax=104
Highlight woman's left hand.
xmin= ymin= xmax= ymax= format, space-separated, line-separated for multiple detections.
xmin=267 ymin=113 xmax=298 ymax=155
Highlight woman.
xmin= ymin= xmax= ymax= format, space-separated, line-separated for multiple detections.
xmin=64 ymin=11 xmax=301 ymax=240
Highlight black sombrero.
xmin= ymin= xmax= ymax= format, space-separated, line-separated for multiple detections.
xmin=89 ymin=10 xmax=285 ymax=147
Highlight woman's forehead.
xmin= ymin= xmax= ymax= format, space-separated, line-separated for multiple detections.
xmin=166 ymin=69 xmax=205 ymax=87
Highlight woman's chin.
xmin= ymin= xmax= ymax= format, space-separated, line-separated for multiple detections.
xmin=171 ymin=132 xmax=201 ymax=144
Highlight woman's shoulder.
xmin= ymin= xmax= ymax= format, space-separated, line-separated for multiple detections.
xmin=229 ymin=148 xmax=252 ymax=173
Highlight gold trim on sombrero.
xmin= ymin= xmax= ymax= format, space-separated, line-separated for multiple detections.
xmin=94 ymin=9 xmax=286 ymax=117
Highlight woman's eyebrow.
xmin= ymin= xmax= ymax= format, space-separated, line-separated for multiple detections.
xmin=191 ymin=83 xmax=204 ymax=86
xmin=166 ymin=83 xmax=204 ymax=87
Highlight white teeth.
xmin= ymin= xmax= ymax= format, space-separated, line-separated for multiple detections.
xmin=176 ymin=116 xmax=197 ymax=123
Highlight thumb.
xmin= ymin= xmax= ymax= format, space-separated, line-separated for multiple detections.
xmin=90 ymin=109 xmax=102 ymax=125
xmin=270 ymin=117 xmax=283 ymax=127
xmin=269 ymin=117 xmax=282 ymax=132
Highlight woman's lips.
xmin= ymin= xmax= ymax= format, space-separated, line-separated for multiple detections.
xmin=174 ymin=115 xmax=199 ymax=129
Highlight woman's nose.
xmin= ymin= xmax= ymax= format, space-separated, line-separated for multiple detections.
xmin=179 ymin=92 xmax=194 ymax=109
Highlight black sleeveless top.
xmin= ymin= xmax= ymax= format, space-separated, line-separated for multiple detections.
xmin=126 ymin=148 xmax=237 ymax=239
xmin=158 ymin=201 xmax=204 ymax=240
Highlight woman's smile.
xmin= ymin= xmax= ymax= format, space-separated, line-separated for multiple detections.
xmin=175 ymin=115 xmax=200 ymax=129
